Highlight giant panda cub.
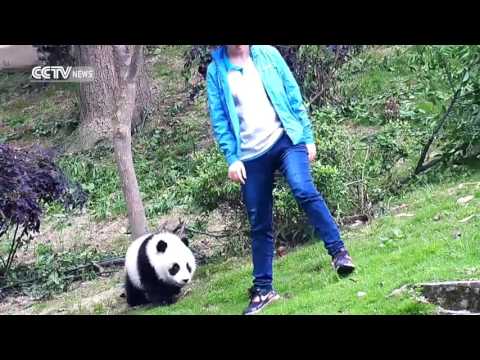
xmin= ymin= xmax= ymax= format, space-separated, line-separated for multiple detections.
xmin=124 ymin=232 xmax=196 ymax=307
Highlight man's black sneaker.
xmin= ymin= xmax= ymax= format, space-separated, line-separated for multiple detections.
xmin=243 ymin=287 xmax=280 ymax=315
xmin=332 ymin=248 xmax=355 ymax=277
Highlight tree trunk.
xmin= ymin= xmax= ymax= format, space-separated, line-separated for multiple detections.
xmin=111 ymin=45 xmax=149 ymax=240
xmin=67 ymin=45 xmax=152 ymax=153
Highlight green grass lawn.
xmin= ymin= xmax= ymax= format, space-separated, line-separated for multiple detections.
xmin=134 ymin=171 xmax=480 ymax=315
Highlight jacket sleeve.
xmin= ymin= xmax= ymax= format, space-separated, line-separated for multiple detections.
xmin=206 ymin=64 xmax=239 ymax=166
xmin=268 ymin=46 xmax=315 ymax=145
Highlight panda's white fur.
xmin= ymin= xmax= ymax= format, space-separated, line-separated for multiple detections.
xmin=124 ymin=232 xmax=196 ymax=306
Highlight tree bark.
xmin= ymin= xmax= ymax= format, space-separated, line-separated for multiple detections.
xmin=67 ymin=45 xmax=152 ymax=153
xmin=110 ymin=45 xmax=149 ymax=240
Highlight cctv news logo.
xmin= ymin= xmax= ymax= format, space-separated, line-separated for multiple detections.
xmin=31 ymin=66 xmax=95 ymax=83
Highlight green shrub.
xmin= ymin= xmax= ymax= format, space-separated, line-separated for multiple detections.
xmin=179 ymin=148 xmax=242 ymax=212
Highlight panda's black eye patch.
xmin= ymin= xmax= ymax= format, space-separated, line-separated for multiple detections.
xmin=156 ymin=240 xmax=168 ymax=253
xmin=169 ymin=263 xmax=180 ymax=276
xmin=186 ymin=263 xmax=192 ymax=273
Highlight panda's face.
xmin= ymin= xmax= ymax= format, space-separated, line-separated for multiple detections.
xmin=165 ymin=259 xmax=194 ymax=286
xmin=147 ymin=233 xmax=196 ymax=287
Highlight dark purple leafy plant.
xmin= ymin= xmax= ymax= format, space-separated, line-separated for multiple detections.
xmin=0 ymin=143 xmax=87 ymax=278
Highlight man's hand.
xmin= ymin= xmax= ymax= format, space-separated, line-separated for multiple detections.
xmin=228 ymin=160 xmax=247 ymax=185
xmin=306 ymin=143 xmax=317 ymax=162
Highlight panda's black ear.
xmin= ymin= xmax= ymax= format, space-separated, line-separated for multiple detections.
xmin=156 ymin=240 xmax=168 ymax=253
xmin=181 ymin=236 xmax=189 ymax=247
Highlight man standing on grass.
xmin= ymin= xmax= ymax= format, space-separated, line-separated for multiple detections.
xmin=206 ymin=45 xmax=355 ymax=315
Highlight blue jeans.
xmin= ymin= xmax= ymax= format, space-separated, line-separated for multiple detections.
xmin=241 ymin=133 xmax=345 ymax=292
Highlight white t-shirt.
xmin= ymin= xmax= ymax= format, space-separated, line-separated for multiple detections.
xmin=227 ymin=56 xmax=284 ymax=161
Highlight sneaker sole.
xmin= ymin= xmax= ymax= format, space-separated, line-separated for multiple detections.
xmin=244 ymin=294 xmax=281 ymax=315
xmin=336 ymin=265 xmax=355 ymax=277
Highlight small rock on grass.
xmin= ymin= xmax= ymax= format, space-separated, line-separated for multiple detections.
xmin=357 ymin=291 xmax=367 ymax=298
xmin=457 ymin=195 xmax=474 ymax=205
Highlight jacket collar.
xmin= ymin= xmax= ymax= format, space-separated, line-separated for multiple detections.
xmin=212 ymin=46 xmax=257 ymax=73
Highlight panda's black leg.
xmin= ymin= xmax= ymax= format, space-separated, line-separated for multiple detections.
xmin=125 ymin=275 xmax=150 ymax=307
xmin=147 ymin=284 xmax=182 ymax=306
xmin=142 ymin=282 xmax=175 ymax=306
xmin=145 ymin=289 xmax=169 ymax=306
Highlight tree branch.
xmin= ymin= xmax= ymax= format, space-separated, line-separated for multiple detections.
xmin=415 ymin=156 xmax=445 ymax=174
xmin=5 ymin=223 xmax=19 ymax=274
xmin=185 ymin=226 xmax=232 ymax=239
xmin=0 ymin=256 xmax=126 ymax=294
xmin=389 ymin=57 xmax=477 ymax=195
xmin=414 ymin=71 xmax=465 ymax=175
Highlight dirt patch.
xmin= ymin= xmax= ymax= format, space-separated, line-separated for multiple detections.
xmin=0 ymin=295 xmax=35 ymax=314
xmin=15 ymin=213 xmax=130 ymax=266
xmin=9 ymin=270 xmax=127 ymax=315
xmin=150 ymin=206 xmax=238 ymax=262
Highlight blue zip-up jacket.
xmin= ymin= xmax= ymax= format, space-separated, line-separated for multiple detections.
xmin=206 ymin=45 xmax=315 ymax=166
